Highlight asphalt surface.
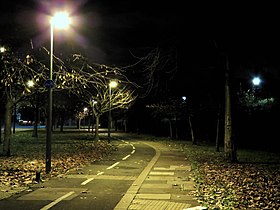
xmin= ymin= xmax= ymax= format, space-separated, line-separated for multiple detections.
xmin=0 ymin=136 xmax=203 ymax=210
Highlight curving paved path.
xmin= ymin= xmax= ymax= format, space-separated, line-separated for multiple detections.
xmin=0 ymin=136 xmax=203 ymax=210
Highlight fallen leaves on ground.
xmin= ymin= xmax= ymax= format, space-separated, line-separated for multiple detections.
xmin=197 ymin=163 xmax=280 ymax=209
xmin=180 ymin=143 xmax=280 ymax=210
xmin=0 ymin=131 xmax=116 ymax=196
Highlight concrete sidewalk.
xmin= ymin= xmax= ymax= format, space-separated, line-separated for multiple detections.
xmin=114 ymin=141 xmax=206 ymax=210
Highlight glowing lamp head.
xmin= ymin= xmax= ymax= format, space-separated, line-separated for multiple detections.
xmin=109 ymin=81 xmax=118 ymax=88
xmin=50 ymin=12 xmax=71 ymax=29
xmin=0 ymin=47 xmax=6 ymax=53
xmin=27 ymin=80 xmax=34 ymax=87
xmin=252 ymin=77 xmax=261 ymax=86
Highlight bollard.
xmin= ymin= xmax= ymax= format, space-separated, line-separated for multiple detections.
xmin=35 ymin=169 xmax=41 ymax=183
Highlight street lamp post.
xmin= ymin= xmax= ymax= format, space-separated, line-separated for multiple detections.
xmin=46 ymin=12 xmax=71 ymax=174
xmin=83 ymin=107 xmax=88 ymax=129
xmin=108 ymin=80 xmax=118 ymax=143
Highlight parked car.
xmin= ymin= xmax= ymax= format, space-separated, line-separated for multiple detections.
xmin=19 ymin=120 xmax=42 ymax=126
xmin=19 ymin=120 xmax=33 ymax=126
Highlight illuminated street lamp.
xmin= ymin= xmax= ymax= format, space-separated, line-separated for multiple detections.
xmin=46 ymin=11 xmax=71 ymax=174
xmin=27 ymin=80 xmax=40 ymax=138
xmin=0 ymin=46 xmax=6 ymax=53
xmin=27 ymin=80 xmax=34 ymax=88
xmin=108 ymin=80 xmax=118 ymax=143
xmin=252 ymin=77 xmax=261 ymax=86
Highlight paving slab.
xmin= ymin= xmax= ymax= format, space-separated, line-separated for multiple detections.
xmin=135 ymin=193 xmax=171 ymax=200
xmin=153 ymin=167 xmax=175 ymax=171
xmin=143 ymin=180 xmax=167 ymax=184
xmin=129 ymin=199 xmax=192 ymax=210
xmin=149 ymin=171 xmax=174 ymax=176
xmin=141 ymin=184 xmax=172 ymax=189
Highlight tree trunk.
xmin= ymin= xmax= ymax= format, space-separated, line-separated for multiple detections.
xmin=3 ymin=97 xmax=13 ymax=156
xmin=32 ymin=109 xmax=38 ymax=138
xmin=94 ymin=115 xmax=100 ymax=140
xmin=12 ymin=104 xmax=16 ymax=134
xmin=124 ymin=120 xmax=127 ymax=133
xmin=60 ymin=111 xmax=64 ymax=132
xmin=32 ymin=94 xmax=39 ymax=138
xmin=91 ymin=115 xmax=94 ymax=134
xmin=0 ymin=118 xmax=2 ymax=144
xmin=175 ymin=116 xmax=178 ymax=139
xmin=88 ymin=118 xmax=91 ymax=132
xmin=224 ymin=57 xmax=237 ymax=162
xmin=168 ymin=119 xmax=173 ymax=139
xmin=78 ymin=118 xmax=81 ymax=130
xmin=216 ymin=104 xmax=221 ymax=152
xmin=188 ymin=116 xmax=196 ymax=145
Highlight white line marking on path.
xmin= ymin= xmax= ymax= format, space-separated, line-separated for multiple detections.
xmin=40 ymin=191 xmax=75 ymax=210
xmin=107 ymin=161 xmax=120 ymax=170
xmin=81 ymin=178 xmax=94 ymax=185
xmin=121 ymin=140 xmax=129 ymax=144
xmin=81 ymin=140 xmax=135 ymax=186
xmin=80 ymin=171 xmax=105 ymax=185
xmin=122 ymin=154 xmax=131 ymax=160
xmin=97 ymin=171 xmax=104 ymax=176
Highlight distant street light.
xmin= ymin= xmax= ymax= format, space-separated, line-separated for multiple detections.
xmin=27 ymin=80 xmax=40 ymax=137
xmin=46 ymin=11 xmax=71 ymax=174
xmin=0 ymin=46 xmax=6 ymax=53
xmin=108 ymin=80 xmax=118 ymax=143
xmin=252 ymin=77 xmax=261 ymax=86
xmin=27 ymin=80 xmax=34 ymax=87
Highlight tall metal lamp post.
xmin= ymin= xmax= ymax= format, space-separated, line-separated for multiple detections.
xmin=46 ymin=12 xmax=71 ymax=174
xmin=108 ymin=80 xmax=118 ymax=143
xmin=83 ymin=107 xmax=88 ymax=129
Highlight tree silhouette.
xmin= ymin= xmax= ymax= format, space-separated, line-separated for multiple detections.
xmin=71 ymin=55 xmax=137 ymax=140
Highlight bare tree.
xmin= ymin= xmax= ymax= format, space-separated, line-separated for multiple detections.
xmin=71 ymin=55 xmax=137 ymax=140
xmin=1 ymin=45 xmax=175 ymax=154
xmin=0 ymin=47 xmax=92 ymax=156
xmin=0 ymin=48 xmax=48 ymax=156
xmin=126 ymin=47 xmax=178 ymax=97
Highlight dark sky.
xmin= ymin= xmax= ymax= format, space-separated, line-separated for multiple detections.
xmin=1 ymin=0 xmax=180 ymax=62
xmin=1 ymin=1 xmax=280 ymax=64
xmin=1 ymin=1 xmax=280 ymax=97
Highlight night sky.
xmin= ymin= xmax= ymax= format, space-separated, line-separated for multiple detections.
xmin=1 ymin=1 xmax=280 ymax=96
xmin=1 ymin=1 xmax=280 ymax=145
